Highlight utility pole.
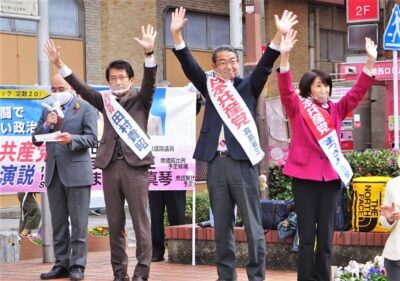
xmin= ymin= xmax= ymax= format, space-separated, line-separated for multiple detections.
xmin=230 ymin=0 xmax=244 ymax=77
xmin=244 ymin=0 xmax=269 ymax=198
xmin=37 ymin=0 xmax=54 ymax=263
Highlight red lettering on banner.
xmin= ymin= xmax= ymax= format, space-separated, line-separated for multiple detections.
xmin=17 ymin=141 xmax=36 ymax=162
xmin=231 ymin=111 xmax=250 ymax=129
xmin=210 ymin=79 xmax=228 ymax=98
xmin=0 ymin=141 xmax=17 ymax=161
xmin=217 ymin=91 xmax=234 ymax=107
xmin=104 ymin=92 xmax=115 ymax=113
xmin=209 ymin=77 xmax=251 ymax=129
xmin=224 ymin=100 xmax=243 ymax=118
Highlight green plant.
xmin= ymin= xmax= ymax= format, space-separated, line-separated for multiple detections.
xmin=88 ymin=226 xmax=109 ymax=237
xmin=335 ymin=255 xmax=387 ymax=281
xmin=185 ymin=191 xmax=210 ymax=224
xmin=345 ymin=149 xmax=399 ymax=178
xmin=268 ymin=164 xmax=293 ymax=200
xmin=267 ymin=149 xmax=400 ymax=200
xmin=28 ymin=234 xmax=42 ymax=245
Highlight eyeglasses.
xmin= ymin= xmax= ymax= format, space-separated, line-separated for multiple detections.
xmin=216 ymin=59 xmax=239 ymax=68
xmin=109 ymin=75 xmax=129 ymax=83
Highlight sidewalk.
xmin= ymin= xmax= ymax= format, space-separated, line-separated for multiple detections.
xmin=0 ymin=207 xmax=297 ymax=280
xmin=0 ymin=208 xmax=137 ymax=247
xmin=0 ymin=249 xmax=297 ymax=281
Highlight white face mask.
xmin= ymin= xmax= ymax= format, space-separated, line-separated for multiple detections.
xmin=111 ymin=86 xmax=130 ymax=97
xmin=52 ymin=90 xmax=73 ymax=105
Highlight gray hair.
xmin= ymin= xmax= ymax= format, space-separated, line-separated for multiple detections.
xmin=212 ymin=45 xmax=238 ymax=64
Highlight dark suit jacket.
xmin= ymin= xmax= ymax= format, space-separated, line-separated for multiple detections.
xmin=64 ymin=66 xmax=157 ymax=169
xmin=32 ymin=96 xmax=98 ymax=187
xmin=173 ymin=46 xmax=280 ymax=162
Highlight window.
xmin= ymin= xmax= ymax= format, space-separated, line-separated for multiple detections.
xmin=49 ymin=0 xmax=80 ymax=37
xmin=319 ymin=29 xmax=346 ymax=62
xmin=208 ymin=15 xmax=230 ymax=48
xmin=0 ymin=0 xmax=81 ymax=38
xmin=165 ymin=10 xmax=230 ymax=50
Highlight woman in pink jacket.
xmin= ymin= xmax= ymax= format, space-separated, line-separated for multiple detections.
xmin=276 ymin=29 xmax=377 ymax=281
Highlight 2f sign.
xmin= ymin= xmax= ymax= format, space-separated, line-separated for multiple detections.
xmin=347 ymin=0 xmax=379 ymax=23
xmin=356 ymin=5 xmax=370 ymax=16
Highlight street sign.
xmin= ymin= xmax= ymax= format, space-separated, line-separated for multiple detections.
xmin=0 ymin=0 xmax=38 ymax=17
xmin=384 ymin=4 xmax=400 ymax=50
xmin=346 ymin=0 xmax=379 ymax=23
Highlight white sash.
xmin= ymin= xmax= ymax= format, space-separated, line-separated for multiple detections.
xmin=206 ymin=75 xmax=264 ymax=165
xmin=299 ymin=97 xmax=353 ymax=185
xmin=101 ymin=91 xmax=151 ymax=160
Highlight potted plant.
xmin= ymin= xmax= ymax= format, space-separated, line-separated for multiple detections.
xmin=19 ymin=233 xmax=43 ymax=260
xmin=334 ymin=255 xmax=387 ymax=281
xmin=87 ymin=226 xmax=110 ymax=252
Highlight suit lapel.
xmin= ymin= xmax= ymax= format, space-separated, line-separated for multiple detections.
xmin=118 ymin=88 xmax=137 ymax=109
xmin=60 ymin=96 xmax=77 ymax=131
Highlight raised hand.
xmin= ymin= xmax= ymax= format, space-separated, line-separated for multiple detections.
xmin=170 ymin=7 xmax=187 ymax=35
xmin=274 ymin=10 xmax=298 ymax=36
xmin=44 ymin=39 xmax=63 ymax=68
xmin=381 ymin=202 xmax=397 ymax=223
xmin=365 ymin=37 xmax=377 ymax=60
xmin=280 ymin=29 xmax=298 ymax=54
xmin=134 ymin=24 xmax=157 ymax=53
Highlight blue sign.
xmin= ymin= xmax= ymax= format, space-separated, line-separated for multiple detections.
xmin=384 ymin=4 xmax=400 ymax=50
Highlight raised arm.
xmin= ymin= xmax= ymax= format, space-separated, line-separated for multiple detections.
xmin=336 ymin=37 xmax=377 ymax=119
xmin=134 ymin=24 xmax=158 ymax=109
xmin=276 ymin=29 xmax=299 ymax=118
xmin=44 ymin=39 xmax=104 ymax=111
xmin=170 ymin=7 xmax=208 ymax=96
xmin=250 ymin=10 xmax=298 ymax=96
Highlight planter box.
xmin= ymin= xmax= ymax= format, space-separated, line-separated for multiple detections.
xmin=166 ymin=225 xmax=389 ymax=270
xmin=19 ymin=235 xmax=42 ymax=260
xmin=88 ymin=227 xmax=110 ymax=252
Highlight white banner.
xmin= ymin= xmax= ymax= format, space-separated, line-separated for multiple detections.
xmin=207 ymin=76 xmax=264 ymax=165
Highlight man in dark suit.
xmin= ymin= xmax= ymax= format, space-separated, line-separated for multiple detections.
xmin=33 ymin=74 xmax=98 ymax=281
xmin=44 ymin=25 xmax=157 ymax=281
xmin=170 ymin=7 xmax=298 ymax=281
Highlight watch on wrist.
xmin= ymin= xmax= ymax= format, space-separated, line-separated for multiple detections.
xmin=145 ymin=50 xmax=154 ymax=57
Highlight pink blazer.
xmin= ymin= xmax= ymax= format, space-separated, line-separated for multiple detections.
xmin=277 ymin=70 xmax=376 ymax=181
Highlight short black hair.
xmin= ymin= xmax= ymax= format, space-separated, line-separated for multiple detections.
xmin=211 ymin=45 xmax=238 ymax=64
xmin=105 ymin=60 xmax=134 ymax=82
xmin=298 ymin=69 xmax=332 ymax=98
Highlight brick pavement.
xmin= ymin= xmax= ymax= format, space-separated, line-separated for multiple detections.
xmin=0 ymin=249 xmax=297 ymax=281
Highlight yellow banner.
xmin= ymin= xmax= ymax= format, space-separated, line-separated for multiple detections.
xmin=0 ymin=89 xmax=50 ymax=99
xmin=352 ymin=176 xmax=391 ymax=233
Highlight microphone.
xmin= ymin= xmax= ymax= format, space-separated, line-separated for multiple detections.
xmin=49 ymin=108 xmax=58 ymax=132
xmin=50 ymin=100 xmax=61 ymax=132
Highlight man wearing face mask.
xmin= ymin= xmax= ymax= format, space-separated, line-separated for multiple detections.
xmin=32 ymin=74 xmax=98 ymax=281
xmin=44 ymin=25 xmax=157 ymax=281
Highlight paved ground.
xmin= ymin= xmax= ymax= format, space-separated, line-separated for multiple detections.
xmin=0 ymin=207 xmax=297 ymax=280
xmin=0 ymin=249 xmax=297 ymax=281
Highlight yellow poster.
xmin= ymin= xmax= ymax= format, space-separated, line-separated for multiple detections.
xmin=352 ymin=176 xmax=391 ymax=232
